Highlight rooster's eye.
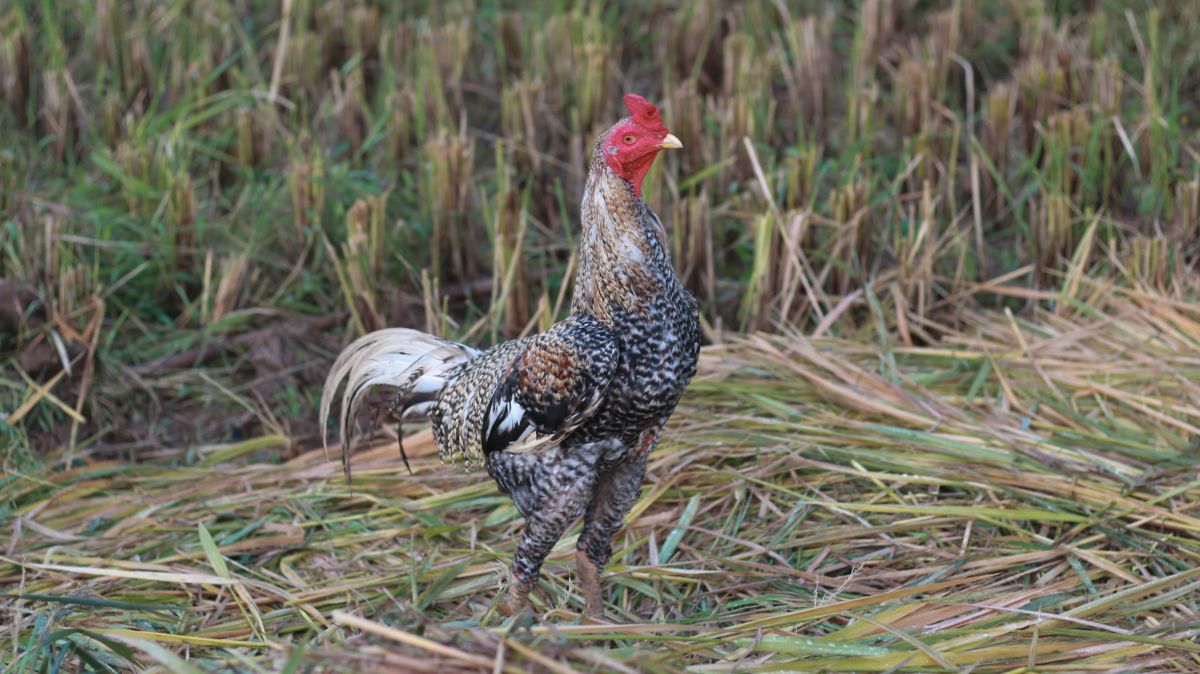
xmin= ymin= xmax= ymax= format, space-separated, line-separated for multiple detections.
xmin=622 ymin=134 xmax=637 ymax=145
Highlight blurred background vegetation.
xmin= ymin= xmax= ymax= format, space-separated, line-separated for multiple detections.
xmin=1 ymin=0 xmax=1197 ymax=454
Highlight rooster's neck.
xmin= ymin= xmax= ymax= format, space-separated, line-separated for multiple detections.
xmin=571 ymin=163 xmax=677 ymax=324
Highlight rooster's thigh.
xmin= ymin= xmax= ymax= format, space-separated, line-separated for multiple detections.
xmin=577 ymin=453 xmax=649 ymax=571
xmin=486 ymin=451 xmax=543 ymax=518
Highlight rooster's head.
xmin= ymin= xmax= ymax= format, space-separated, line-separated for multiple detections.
xmin=602 ymin=94 xmax=682 ymax=197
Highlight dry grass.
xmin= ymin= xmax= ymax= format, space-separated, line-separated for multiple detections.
xmin=4 ymin=284 xmax=1200 ymax=672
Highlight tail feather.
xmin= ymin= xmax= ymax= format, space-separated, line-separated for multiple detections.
xmin=320 ymin=328 xmax=478 ymax=478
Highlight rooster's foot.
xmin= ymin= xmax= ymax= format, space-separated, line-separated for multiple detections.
xmin=499 ymin=578 xmax=533 ymax=619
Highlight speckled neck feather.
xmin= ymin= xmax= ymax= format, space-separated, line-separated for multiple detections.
xmin=572 ymin=125 xmax=677 ymax=324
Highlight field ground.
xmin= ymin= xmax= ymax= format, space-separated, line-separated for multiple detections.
xmin=6 ymin=287 xmax=1200 ymax=671
xmin=3 ymin=0 xmax=1200 ymax=671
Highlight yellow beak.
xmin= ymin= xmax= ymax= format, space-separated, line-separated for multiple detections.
xmin=660 ymin=133 xmax=683 ymax=150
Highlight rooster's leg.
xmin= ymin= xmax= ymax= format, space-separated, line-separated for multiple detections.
xmin=576 ymin=452 xmax=649 ymax=619
xmin=493 ymin=442 xmax=605 ymax=616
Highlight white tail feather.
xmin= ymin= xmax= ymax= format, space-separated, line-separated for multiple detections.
xmin=319 ymin=328 xmax=478 ymax=458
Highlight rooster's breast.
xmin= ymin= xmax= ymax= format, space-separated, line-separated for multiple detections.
xmin=581 ymin=286 xmax=700 ymax=454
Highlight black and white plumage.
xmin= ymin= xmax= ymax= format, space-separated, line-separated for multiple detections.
xmin=474 ymin=314 xmax=619 ymax=457
xmin=320 ymin=93 xmax=699 ymax=619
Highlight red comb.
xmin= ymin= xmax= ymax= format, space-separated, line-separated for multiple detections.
xmin=623 ymin=93 xmax=667 ymax=133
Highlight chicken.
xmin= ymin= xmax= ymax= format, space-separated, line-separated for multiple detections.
xmin=320 ymin=93 xmax=699 ymax=619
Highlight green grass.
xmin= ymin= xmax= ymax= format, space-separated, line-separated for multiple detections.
xmin=2 ymin=0 xmax=1200 ymax=671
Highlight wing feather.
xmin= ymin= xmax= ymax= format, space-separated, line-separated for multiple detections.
xmin=426 ymin=314 xmax=617 ymax=469
xmin=481 ymin=314 xmax=618 ymax=455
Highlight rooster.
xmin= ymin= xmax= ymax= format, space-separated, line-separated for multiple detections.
xmin=320 ymin=94 xmax=699 ymax=619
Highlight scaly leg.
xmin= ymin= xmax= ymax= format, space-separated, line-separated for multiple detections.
xmin=576 ymin=452 xmax=649 ymax=619
xmin=489 ymin=440 xmax=608 ymax=616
